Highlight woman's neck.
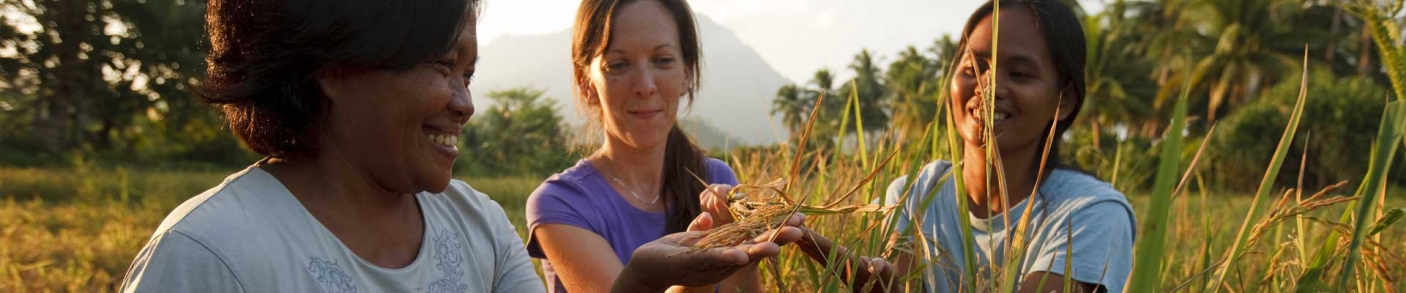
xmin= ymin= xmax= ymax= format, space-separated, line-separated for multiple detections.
xmin=595 ymin=136 xmax=668 ymax=191
xmin=263 ymin=151 xmax=417 ymax=215
xmin=260 ymin=148 xmax=425 ymax=268
xmin=961 ymin=142 xmax=1044 ymax=219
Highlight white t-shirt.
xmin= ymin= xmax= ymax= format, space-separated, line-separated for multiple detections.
xmin=119 ymin=165 xmax=544 ymax=293
xmin=887 ymin=161 xmax=1137 ymax=292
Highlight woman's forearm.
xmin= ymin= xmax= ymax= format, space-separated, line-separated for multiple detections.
xmin=717 ymin=263 xmax=762 ymax=292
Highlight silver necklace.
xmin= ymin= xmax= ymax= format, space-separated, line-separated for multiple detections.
xmin=603 ymin=159 xmax=660 ymax=205
xmin=609 ymin=176 xmax=660 ymax=205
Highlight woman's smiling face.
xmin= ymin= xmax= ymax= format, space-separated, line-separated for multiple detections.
xmin=317 ymin=22 xmax=478 ymax=194
xmin=950 ymin=6 xmax=1074 ymax=154
xmin=583 ymin=0 xmax=690 ymax=150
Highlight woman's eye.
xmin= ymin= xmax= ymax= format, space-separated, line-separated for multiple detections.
xmin=433 ymin=61 xmax=456 ymax=74
xmin=605 ymin=62 xmax=628 ymax=73
xmin=654 ymin=57 xmax=676 ymax=66
xmin=461 ymin=72 xmax=475 ymax=86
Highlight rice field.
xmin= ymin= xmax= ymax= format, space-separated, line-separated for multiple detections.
xmin=2 ymin=156 xmax=1403 ymax=292
xmin=5 ymin=2 xmax=1406 ymax=291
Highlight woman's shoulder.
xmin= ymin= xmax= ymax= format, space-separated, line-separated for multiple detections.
xmin=527 ymin=160 xmax=598 ymax=203
xmin=1040 ymin=168 xmax=1135 ymax=222
xmin=135 ymin=166 xmax=305 ymax=275
xmin=155 ymin=166 xmax=288 ymax=240
xmin=1043 ymin=168 xmax=1126 ymax=202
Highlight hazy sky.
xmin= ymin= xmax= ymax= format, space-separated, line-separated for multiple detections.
xmin=476 ymin=0 xmax=1103 ymax=84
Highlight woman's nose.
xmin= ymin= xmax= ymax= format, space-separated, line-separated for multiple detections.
xmin=449 ymin=87 xmax=475 ymax=122
xmin=976 ymin=71 xmax=1010 ymax=100
xmin=633 ymin=69 xmax=658 ymax=98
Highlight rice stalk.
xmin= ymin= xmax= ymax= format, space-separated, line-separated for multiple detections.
xmin=1207 ymin=47 xmax=1311 ymax=292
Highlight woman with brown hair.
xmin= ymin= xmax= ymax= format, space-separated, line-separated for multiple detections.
xmin=526 ymin=0 xmax=765 ymax=292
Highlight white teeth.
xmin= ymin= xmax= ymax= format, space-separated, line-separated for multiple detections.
xmin=994 ymin=112 xmax=1011 ymax=121
xmin=427 ymin=133 xmax=458 ymax=147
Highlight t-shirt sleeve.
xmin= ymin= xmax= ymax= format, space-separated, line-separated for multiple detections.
xmin=1027 ymin=201 xmax=1135 ymax=292
xmin=480 ymin=192 xmax=547 ymax=293
xmin=885 ymin=175 xmax=914 ymax=233
xmin=120 ymin=230 xmax=245 ymax=293
xmin=705 ymin=158 xmax=739 ymax=186
xmin=885 ymin=161 xmax=949 ymax=234
xmin=524 ymin=181 xmax=596 ymax=258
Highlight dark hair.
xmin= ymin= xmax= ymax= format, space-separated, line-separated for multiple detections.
xmin=951 ymin=0 xmax=1086 ymax=172
xmin=573 ymin=0 xmax=707 ymax=233
xmin=201 ymin=0 xmax=480 ymax=158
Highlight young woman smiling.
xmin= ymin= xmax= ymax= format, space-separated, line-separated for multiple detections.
xmin=525 ymin=0 xmax=766 ymax=292
xmin=775 ymin=1 xmax=1138 ymax=292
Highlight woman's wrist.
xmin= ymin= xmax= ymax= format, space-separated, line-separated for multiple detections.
xmin=612 ymin=264 xmax=669 ymax=293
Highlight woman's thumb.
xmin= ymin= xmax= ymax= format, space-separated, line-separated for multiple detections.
xmin=687 ymin=212 xmax=714 ymax=232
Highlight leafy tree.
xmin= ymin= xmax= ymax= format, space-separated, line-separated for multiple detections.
xmin=458 ymin=87 xmax=575 ymax=177
xmin=885 ymin=45 xmax=942 ymax=141
xmin=1208 ymin=68 xmax=1392 ymax=191
xmin=0 ymin=0 xmax=207 ymax=155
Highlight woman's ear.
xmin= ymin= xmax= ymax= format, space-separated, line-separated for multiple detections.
xmin=578 ymin=76 xmax=601 ymax=106
xmin=316 ymin=68 xmax=348 ymax=102
xmin=1056 ymin=84 xmax=1079 ymax=122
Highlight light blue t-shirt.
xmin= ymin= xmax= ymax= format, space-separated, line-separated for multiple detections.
xmin=120 ymin=165 xmax=544 ymax=293
xmin=886 ymin=161 xmax=1136 ymax=292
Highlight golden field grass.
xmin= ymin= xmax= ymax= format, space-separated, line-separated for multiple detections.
xmin=2 ymin=165 xmax=1403 ymax=292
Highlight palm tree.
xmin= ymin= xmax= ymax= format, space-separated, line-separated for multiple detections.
xmin=1081 ymin=0 xmax=1157 ymax=146
xmin=771 ymin=84 xmax=809 ymax=136
xmin=886 ymin=46 xmax=942 ymax=141
xmin=1178 ymin=0 xmax=1323 ymax=125
xmin=844 ymin=49 xmax=890 ymax=134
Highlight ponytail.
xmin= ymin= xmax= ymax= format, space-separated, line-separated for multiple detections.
xmin=661 ymin=125 xmax=707 ymax=233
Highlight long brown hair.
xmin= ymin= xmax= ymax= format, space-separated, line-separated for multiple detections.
xmin=572 ymin=0 xmax=708 ymax=233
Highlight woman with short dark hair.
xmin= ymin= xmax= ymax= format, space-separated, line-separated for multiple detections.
xmin=120 ymin=0 xmax=802 ymax=291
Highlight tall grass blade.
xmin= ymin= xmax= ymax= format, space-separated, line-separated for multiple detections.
xmin=851 ymin=81 xmax=871 ymax=170
xmin=942 ymin=90 xmax=980 ymax=288
xmin=1125 ymin=64 xmax=1191 ymax=292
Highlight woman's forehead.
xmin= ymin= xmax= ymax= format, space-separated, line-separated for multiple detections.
xmin=966 ymin=6 xmax=1049 ymax=65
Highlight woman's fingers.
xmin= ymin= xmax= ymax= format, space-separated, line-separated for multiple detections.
xmin=749 ymin=226 xmax=804 ymax=246
xmin=700 ymin=184 xmax=736 ymax=225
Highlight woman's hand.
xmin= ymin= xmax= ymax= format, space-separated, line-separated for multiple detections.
xmin=612 ymin=212 xmax=805 ymax=293
xmin=795 ymin=226 xmax=904 ymax=293
xmin=700 ymin=184 xmax=736 ymax=227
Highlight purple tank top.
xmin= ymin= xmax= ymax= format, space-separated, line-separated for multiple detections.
xmin=525 ymin=158 xmax=738 ymax=293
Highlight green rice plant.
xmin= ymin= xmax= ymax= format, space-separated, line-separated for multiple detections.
xmin=1126 ymin=62 xmax=1192 ymax=291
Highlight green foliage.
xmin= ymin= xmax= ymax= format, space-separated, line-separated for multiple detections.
xmin=458 ymin=87 xmax=576 ymax=177
xmin=1209 ymin=68 xmax=1394 ymax=191
xmin=0 ymin=0 xmax=210 ymax=154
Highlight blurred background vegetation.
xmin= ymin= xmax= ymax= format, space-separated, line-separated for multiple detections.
xmin=2 ymin=0 xmax=1401 ymax=191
